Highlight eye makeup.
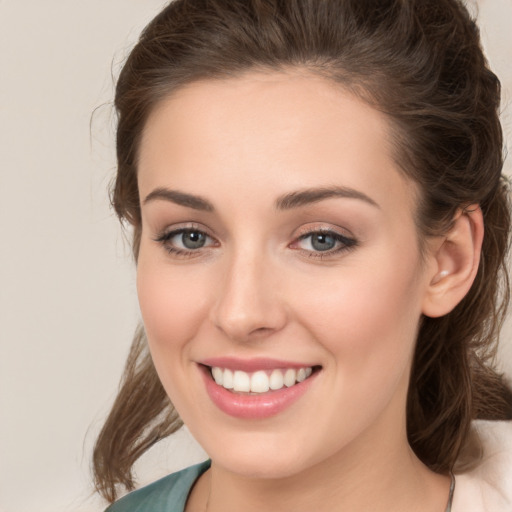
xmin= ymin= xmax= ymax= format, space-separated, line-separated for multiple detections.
xmin=153 ymin=223 xmax=358 ymax=261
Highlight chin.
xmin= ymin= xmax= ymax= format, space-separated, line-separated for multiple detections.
xmin=211 ymin=448 xmax=309 ymax=480
xmin=192 ymin=424 xmax=328 ymax=480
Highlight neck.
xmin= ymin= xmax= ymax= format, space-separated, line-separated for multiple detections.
xmin=196 ymin=417 xmax=451 ymax=512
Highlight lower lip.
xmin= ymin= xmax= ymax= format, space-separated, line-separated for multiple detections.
xmin=200 ymin=366 xmax=319 ymax=419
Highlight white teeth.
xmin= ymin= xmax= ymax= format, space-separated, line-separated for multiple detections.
xmin=212 ymin=367 xmax=223 ymax=385
xmin=284 ymin=368 xmax=296 ymax=387
xmin=250 ymin=371 xmax=270 ymax=393
xmin=233 ymin=370 xmax=251 ymax=392
xmin=210 ymin=366 xmax=315 ymax=393
xmin=269 ymin=369 xmax=284 ymax=390
xmin=223 ymin=369 xmax=234 ymax=389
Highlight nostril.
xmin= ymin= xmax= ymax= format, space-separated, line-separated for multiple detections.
xmin=249 ymin=326 xmax=274 ymax=336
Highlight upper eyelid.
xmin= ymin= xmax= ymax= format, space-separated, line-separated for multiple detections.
xmin=156 ymin=223 xmax=214 ymax=238
xmin=153 ymin=224 xmax=356 ymax=249
xmin=297 ymin=227 xmax=348 ymax=237
xmin=156 ymin=226 xmax=351 ymax=240
xmin=292 ymin=230 xmax=356 ymax=246
xmin=159 ymin=228 xmax=216 ymax=245
xmin=293 ymin=224 xmax=355 ymax=240
xmin=154 ymin=227 xmax=217 ymax=257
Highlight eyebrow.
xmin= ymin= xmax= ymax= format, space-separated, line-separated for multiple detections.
xmin=275 ymin=186 xmax=380 ymax=210
xmin=142 ymin=185 xmax=379 ymax=212
xmin=143 ymin=187 xmax=214 ymax=211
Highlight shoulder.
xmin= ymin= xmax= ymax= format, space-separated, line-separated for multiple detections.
xmin=452 ymin=420 xmax=512 ymax=512
xmin=105 ymin=460 xmax=211 ymax=512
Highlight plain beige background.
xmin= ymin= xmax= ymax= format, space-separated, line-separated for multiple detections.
xmin=0 ymin=1 xmax=510 ymax=511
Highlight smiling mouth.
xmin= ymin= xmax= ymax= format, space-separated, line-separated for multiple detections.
xmin=206 ymin=365 xmax=322 ymax=394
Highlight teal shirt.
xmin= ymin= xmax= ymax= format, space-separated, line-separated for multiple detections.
xmin=106 ymin=460 xmax=211 ymax=512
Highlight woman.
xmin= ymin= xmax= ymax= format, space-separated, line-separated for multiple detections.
xmin=93 ymin=0 xmax=512 ymax=510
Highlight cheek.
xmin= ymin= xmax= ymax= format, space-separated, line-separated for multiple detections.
xmin=292 ymin=254 xmax=424 ymax=389
xmin=136 ymin=252 xmax=210 ymax=359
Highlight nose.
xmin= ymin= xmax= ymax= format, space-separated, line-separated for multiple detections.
xmin=210 ymin=249 xmax=287 ymax=343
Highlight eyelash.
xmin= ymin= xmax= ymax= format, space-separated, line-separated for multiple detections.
xmin=153 ymin=227 xmax=357 ymax=259
xmin=153 ymin=225 xmax=217 ymax=258
xmin=293 ymin=229 xmax=357 ymax=259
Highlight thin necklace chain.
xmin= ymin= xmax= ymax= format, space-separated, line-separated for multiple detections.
xmin=204 ymin=472 xmax=211 ymax=512
xmin=445 ymin=473 xmax=456 ymax=512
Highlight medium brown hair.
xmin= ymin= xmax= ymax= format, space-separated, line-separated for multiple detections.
xmin=93 ymin=0 xmax=512 ymax=502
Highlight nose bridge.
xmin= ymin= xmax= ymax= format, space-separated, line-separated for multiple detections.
xmin=211 ymin=242 xmax=285 ymax=341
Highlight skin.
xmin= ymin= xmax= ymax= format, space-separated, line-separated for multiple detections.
xmin=135 ymin=70 xmax=480 ymax=511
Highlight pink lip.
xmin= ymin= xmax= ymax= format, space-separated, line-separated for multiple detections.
xmin=199 ymin=363 xmax=320 ymax=420
xmin=200 ymin=357 xmax=315 ymax=372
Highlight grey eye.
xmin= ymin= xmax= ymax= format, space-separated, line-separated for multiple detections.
xmin=179 ymin=230 xmax=207 ymax=249
xmin=308 ymin=233 xmax=337 ymax=251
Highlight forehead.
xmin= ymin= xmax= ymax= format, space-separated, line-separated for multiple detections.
xmin=138 ymin=70 xmax=417 ymax=216
xmin=140 ymin=70 xmax=385 ymax=159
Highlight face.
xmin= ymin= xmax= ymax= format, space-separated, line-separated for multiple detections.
xmin=136 ymin=71 xmax=434 ymax=479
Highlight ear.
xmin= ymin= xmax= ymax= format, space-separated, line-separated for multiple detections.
xmin=421 ymin=205 xmax=484 ymax=318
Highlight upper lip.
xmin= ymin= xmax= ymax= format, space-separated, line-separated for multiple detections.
xmin=199 ymin=357 xmax=319 ymax=373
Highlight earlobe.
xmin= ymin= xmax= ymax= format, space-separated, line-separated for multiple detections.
xmin=422 ymin=205 xmax=484 ymax=318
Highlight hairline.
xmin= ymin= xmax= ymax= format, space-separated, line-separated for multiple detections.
xmin=132 ymin=64 xmax=431 ymax=258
